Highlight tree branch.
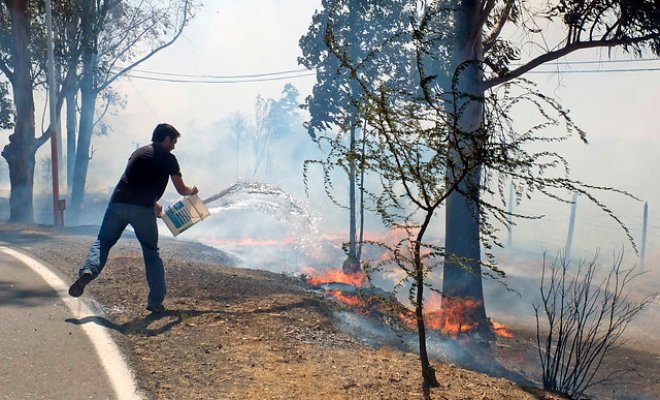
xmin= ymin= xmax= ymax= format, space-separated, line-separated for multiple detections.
xmin=483 ymin=35 xmax=657 ymax=90
xmin=468 ymin=0 xmax=496 ymax=52
xmin=0 ymin=58 xmax=14 ymax=83
xmin=97 ymin=0 xmax=191 ymax=92
xmin=33 ymin=127 xmax=52 ymax=151
xmin=483 ymin=0 xmax=514 ymax=53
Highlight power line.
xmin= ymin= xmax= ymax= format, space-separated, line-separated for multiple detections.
xmin=113 ymin=67 xmax=310 ymax=79
xmin=114 ymin=57 xmax=660 ymax=84
xmin=514 ymin=57 xmax=660 ymax=66
xmin=122 ymin=71 xmax=315 ymax=84
xmin=528 ymin=67 xmax=660 ymax=74
xmin=121 ymin=66 xmax=660 ymax=84
xmin=118 ymin=57 xmax=659 ymax=80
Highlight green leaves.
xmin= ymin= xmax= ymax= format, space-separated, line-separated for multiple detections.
xmin=0 ymin=80 xmax=13 ymax=130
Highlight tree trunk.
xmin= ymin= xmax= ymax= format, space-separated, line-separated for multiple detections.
xmin=342 ymin=5 xmax=362 ymax=274
xmin=2 ymin=0 xmax=36 ymax=223
xmin=441 ymin=0 xmax=489 ymax=336
xmin=69 ymin=0 xmax=97 ymax=225
xmin=70 ymin=74 xmax=95 ymax=225
xmin=343 ymin=123 xmax=360 ymax=274
xmin=416 ymin=213 xmax=439 ymax=388
xmin=65 ymin=89 xmax=77 ymax=197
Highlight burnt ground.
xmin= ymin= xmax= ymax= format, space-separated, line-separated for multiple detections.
xmin=0 ymin=222 xmax=656 ymax=400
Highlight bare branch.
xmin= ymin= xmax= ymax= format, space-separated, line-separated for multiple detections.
xmin=0 ymin=58 xmax=13 ymax=83
xmin=98 ymin=0 xmax=191 ymax=92
xmin=483 ymin=0 xmax=515 ymax=53
xmin=484 ymin=35 xmax=657 ymax=90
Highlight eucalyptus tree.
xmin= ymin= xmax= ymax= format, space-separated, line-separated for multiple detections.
xmin=0 ymin=0 xmax=82 ymax=222
xmin=0 ymin=0 xmax=51 ymax=222
xmin=438 ymin=0 xmax=659 ymax=340
xmin=69 ymin=0 xmax=195 ymax=224
xmin=0 ymin=0 xmax=195 ymax=223
xmin=301 ymin=0 xmax=660 ymax=346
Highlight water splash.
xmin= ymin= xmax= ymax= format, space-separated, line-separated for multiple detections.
xmin=198 ymin=182 xmax=332 ymax=269
xmin=203 ymin=181 xmax=316 ymax=232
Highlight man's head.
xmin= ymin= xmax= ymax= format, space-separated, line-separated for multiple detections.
xmin=152 ymin=123 xmax=181 ymax=152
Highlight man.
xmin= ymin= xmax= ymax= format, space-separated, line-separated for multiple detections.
xmin=68 ymin=123 xmax=198 ymax=313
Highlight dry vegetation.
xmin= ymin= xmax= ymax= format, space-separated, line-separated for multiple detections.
xmin=4 ymin=222 xmax=656 ymax=399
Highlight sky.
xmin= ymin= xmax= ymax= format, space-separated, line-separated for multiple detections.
xmin=3 ymin=0 xmax=660 ymax=269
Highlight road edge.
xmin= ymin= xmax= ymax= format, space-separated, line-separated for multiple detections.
xmin=0 ymin=246 xmax=143 ymax=400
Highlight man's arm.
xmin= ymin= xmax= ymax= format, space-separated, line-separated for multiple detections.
xmin=171 ymin=174 xmax=199 ymax=196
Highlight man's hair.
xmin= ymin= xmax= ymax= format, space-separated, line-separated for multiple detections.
xmin=152 ymin=123 xmax=181 ymax=142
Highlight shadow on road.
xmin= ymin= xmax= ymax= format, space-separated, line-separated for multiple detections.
xmin=0 ymin=280 xmax=58 ymax=307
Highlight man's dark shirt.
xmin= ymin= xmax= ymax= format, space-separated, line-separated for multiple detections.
xmin=110 ymin=143 xmax=181 ymax=207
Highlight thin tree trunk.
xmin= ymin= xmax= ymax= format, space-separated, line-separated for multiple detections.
xmin=70 ymin=74 xmax=95 ymax=224
xmin=442 ymin=0 xmax=489 ymax=336
xmin=70 ymin=0 xmax=97 ymax=224
xmin=416 ymin=212 xmax=439 ymax=388
xmin=343 ymin=123 xmax=360 ymax=274
xmin=357 ymin=123 xmax=366 ymax=262
xmin=65 ymin=89 xmax=77 ymax=197
xmin=2 ymin=0 xmax=36 ymax=223
xmin=342 ymin=4 xmax=362 ymax=274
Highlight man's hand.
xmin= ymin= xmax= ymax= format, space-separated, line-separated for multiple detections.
xmin=155 ymin=203 xmax=163 ymax=218
xmin=171 ymin=174 xmax=199 ymax=196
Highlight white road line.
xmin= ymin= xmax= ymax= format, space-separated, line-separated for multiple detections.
xmin=0 ymin=246 xmax=142 ymax=400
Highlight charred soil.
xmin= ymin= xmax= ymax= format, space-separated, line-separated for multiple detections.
xmin=0 ymin=222 xmax=583 ymax=400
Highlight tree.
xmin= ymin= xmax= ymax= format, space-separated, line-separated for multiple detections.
xmin=248 ymin=84 xmax=307 ymax=182
xmin=68 ymin=0 xmax=195 ymax=224
xmin=251 ymin=94 xmax=272 ymax=180
xmin=0 ymin=0 xmax=194 ymax=223
xmin=439 ymin=0 xmax=660 ymax=341
xmin=300 ymin=0 xmax=649 ymax=391
xmin=0 ymin=0 xmax=51 ymax=222
xmin=267 ymin=83 xmax=301 ymax=140
xmin=302 ymin=0 xmax=660 ymax=341
xmin=227 ymin=111 xmax=249 ymax=179
xmin=299 ymin=1 xmax=411 ymax=274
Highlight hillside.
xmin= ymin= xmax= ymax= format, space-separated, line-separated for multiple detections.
xmin=1 ymin=222 xmax=567 ymax=400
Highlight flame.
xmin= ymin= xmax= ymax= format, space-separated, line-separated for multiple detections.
xmin=433 ymin=297 xmax=481 ymax=336
xmin=397 ymin=295 xmax=510 ymax=338
xmin=303 ymin=267 xmax=366 ymax=287
xmin=491 ymin=320 xmax=514 ymax=338
xmin=325 ymin=289 xmax=363 ymax=306
xmin=401 ymin=293 xmax=481 ymax=337
xmin=399 ymin=310 xmax=421 ymax=328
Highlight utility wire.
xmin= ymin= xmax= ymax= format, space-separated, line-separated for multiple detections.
xmin=115 ymin=67 xmax=310 ymax=79
xmin=117 ymin=57 xmax=659 ymax=79
xmin=514 ymin=57 xmax=660 ymax=66
xmin=122 ymin=71 xmax=316 ymax=83
xmin=527 ymin=67 xmax=660 ymax=74
xmin=114 ymin=57 xmax=660 ymax=84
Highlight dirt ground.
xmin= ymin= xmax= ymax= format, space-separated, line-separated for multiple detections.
xmin=3 ymin=222 xmax=651 ymax=400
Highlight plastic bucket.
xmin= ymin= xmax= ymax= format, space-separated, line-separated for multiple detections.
xmin=161 ymin=194 xmax=210 ymax=236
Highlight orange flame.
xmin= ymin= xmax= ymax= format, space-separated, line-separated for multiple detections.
xmin=398 ymin=298 xmax=514 ymax=339
xmin=491 ymin=320 xmax=514 ymax=338
xmin=433 ymin=297 xmax=481 ymax=336
xmin=325 ymin=289 xmax=363 ymax=306
xmin=303 ymin=267 xmax=366 ymax=287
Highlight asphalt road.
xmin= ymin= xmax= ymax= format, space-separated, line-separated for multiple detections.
xmin=0 ymin=247 xmax=122 ymax=400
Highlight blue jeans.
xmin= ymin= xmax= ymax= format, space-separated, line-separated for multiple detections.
xmin=79 ymin=203 xmax=166 ymax=308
